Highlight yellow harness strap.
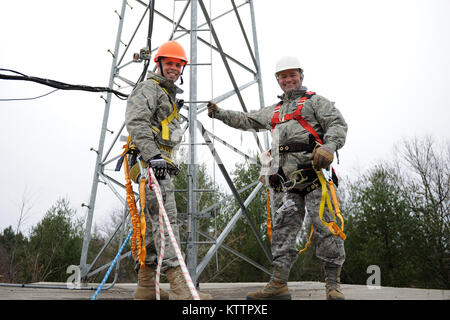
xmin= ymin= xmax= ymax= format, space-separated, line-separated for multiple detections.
xmin=152 ymin=79 xmax=179 ymax=141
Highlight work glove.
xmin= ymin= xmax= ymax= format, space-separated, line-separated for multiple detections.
xmin=269 ymin=174 xmax=283 ymax=191
xmin=310 ymin=146 xmax=334 ymax=169
xmin=207 ymin=101 xmax=219 ymax=118
xmin=148 ymin=154 xmax=167 ymax=180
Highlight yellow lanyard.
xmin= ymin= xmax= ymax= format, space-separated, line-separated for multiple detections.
xmin=316 ymin=170 xmax=346 ymax=240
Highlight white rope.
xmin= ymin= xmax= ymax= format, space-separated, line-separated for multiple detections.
xmin=147 ymin=167 xmax=200 ymax=300
xmin=154 ymin=176 xmax=166 ymax=300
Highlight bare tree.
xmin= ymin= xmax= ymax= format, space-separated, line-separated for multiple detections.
xmin=9 ymin=188 xmax=36 ymax=282
xmin=396 ymin=136 xmax=450 ymax=287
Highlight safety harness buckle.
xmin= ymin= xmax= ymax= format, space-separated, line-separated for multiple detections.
xmin=328 ymin=222 xmax=347 ymax=240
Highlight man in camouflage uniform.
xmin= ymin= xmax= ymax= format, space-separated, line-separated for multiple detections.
xmin=125 ymin=40 xmax=212 ymax=300
xmin=207 ymin=56 xmax=347 ymax=300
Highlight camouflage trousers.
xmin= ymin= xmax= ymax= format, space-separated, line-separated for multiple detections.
xmin=135 ymin=174 xmax=181 ymax=272
xmin=271 ymin=189 xmax=345 ymax=282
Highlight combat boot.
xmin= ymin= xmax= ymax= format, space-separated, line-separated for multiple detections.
xmin=324 ymin=263 xmax=345 ymax=300
xmin=166 ymin=266 xmax=213 ymax=300
xmin=246 ymin=277 xmax=291 ymax=300
xmin=134 ymin=266 xmax=169 ymax=300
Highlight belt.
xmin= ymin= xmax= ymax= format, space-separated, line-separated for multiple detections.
xmin=278 ymin=142 xmax=315 ymax=153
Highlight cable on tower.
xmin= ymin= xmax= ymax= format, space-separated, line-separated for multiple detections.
xmin=0 ymin=68 xmax=129 ymax=100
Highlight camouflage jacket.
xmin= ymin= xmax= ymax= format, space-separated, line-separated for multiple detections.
xmin=214 ymin=87 xmax=348 ymax=178
xmin=125 ymin=72 xmax=183 ymax=162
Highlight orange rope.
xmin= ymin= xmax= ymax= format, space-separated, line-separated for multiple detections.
xmin=138 ymin=177 xmax=147 ymax=268
xmin=122 ymin=149 xmax=146 ymax=268
xmin=266 ymin=188 xmax=272 ymax=243
xmin=298 ymin=226 xmax=314 ymax=254
xmin=328 ymin=180 xmax=345 ymax=238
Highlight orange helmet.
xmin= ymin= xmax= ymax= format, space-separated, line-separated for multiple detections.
xmin=154 ymin=40 xmax=188 ymax=65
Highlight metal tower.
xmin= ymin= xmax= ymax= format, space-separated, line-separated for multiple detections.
xmin=79 ymin=0 xmax=273 ymax=286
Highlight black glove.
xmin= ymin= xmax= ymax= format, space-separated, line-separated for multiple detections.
xmin=148 ymin=155 xmax=167 ymax=180
xmin=269 ymin=174 xmax=283 ymax=191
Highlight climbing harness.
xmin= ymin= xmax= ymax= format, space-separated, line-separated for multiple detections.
xmin=115 ymin=79 xmax=181 ymax=184
xmin=271 ymin=91 xmax=317 ymax=138
xmin=269 ymin=91 xmax=323 ymax=194
xmin=147 ymin=166 xmax=200 ymax=300
xmin=151 ymin=79 xmax=179 ymax=141
xmin=283 ymin=167 xmax=316 ymax=192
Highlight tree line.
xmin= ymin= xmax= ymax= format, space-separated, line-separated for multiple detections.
xmin=0 ymin=136 xmax=448 ymax=289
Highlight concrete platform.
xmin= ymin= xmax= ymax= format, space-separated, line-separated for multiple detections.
xmin=0 ymin=281 xmax=449 ymax=300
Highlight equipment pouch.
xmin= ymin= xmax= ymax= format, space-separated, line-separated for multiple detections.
xmin=258 ymin=150 xmax=276 ymax=184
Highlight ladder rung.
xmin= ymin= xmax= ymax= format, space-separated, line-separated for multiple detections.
xmin=187 ymin=63 xmax=212 ymax=66
xmin=175 ymin=29 xmax=211 ymax=32
xmin=174 ymin=189 xmax=216 ymax=192
xmin=184 ymin=100 xmax=211 ymax=104
xmin=180 ymin=142 xmax=211 ymax=146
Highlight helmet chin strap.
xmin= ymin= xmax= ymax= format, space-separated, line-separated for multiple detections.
xmin=179 ymin=64 xmax=185 ymax=85
xmin=158 ymin=59 xmax=165 ymax=78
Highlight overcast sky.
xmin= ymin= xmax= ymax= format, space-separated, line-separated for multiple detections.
xmin=1 ymin=0 xmax=449 ymax=236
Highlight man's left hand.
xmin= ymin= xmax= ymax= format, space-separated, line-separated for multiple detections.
xmin=310 ymin=146 xmax=334 ymax=169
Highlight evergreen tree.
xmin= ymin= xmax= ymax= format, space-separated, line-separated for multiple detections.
xmin=0 ymin=226 xmax=28 ymax=282
xmin=342 ymin=164 xmax=423 ymax=287
xmin=23 ymin=198 xmax=83 ymax=282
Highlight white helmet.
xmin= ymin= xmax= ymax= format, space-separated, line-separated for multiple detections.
xmin=275 ymin=56 xmax=303 ymax=77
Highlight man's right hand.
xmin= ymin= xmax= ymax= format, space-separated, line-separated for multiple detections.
xmin=207 ymin=101 xmax=219 ymax=118
xmin=148 ymin=155 xmax=167 ymax=180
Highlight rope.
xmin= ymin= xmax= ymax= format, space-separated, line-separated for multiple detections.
xmin=266 ymin=188 xmax=272 ymax=242
xmin=147 ymin=167 xmax=200 ymax=300
xmin=91 ymin=229 xmax=133 ymax=300
xmin=298 ymin=226 xmax=314 ymax=254
xmin=123 ymin=153 xmax=146 ymax=266
xmin=153 ymin=171 xmax=166 ymax=301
